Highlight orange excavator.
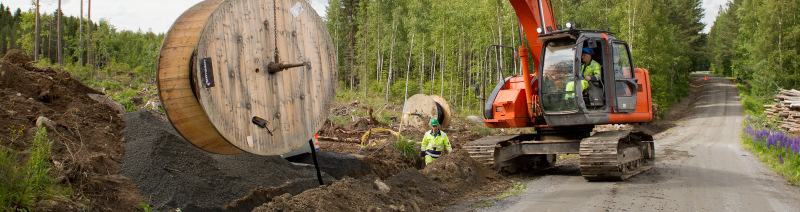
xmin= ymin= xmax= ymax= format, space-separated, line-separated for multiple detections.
xmin=465 ymin=0 xmax=655 ymax=181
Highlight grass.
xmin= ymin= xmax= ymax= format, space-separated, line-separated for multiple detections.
xmin=394 ymin=136 xmax=422 ymax=163
xmin=0 ymin=127 xmax=70 ymax=211
xmin=737 ymin=81 xmax=800 ymax=184
xmin=470 ymin=181 xmax=527 ymax=208
xmin=497 ymin=182 xmax=526 ymax=200
xmin=741 ymin=117 xmax=800 ymax=184
xmin=32 ymin=59 xmax=159 ymax=113
xmin=140 ymin=202 xmax=157 ymax=212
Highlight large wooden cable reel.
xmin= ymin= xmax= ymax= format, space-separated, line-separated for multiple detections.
xmin=157 ymin=0 xmax=337 ymax=155
xmin=401 ymin=94 xmax=452 ymax=128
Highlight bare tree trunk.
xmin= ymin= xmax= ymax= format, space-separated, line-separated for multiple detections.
xmin=349 ymin=23 xmax=355 ymax=93
xmin=456 ymin=42 xmax=462 ymax=109
xmin=440 ymin=52 xmax=445 ymax=97
xmin=404 ymin=31 xmax=415 ymax=100
xmin=630 ymin=0 xmax=636 ymax=51
xmin=48 ymin=16 xmax=52 ymax=60
xmin=449 ymin=51 xmax=454 ymax=101
xmin=57 ymin=0 xmax=62 ymax=65
xmin=34 ymin=0 xmax=39 ymax=61
xmin=79 ymin=0 xmax=83 ymax=66
xmin=385 ymin=21 xmax=397 ymax=103
xmin=496 ymin=1 xmax=503 ymax=75
xmin=440 ymin=35 xmax=445 ymax=97
xmin=431 ymin=50 xmax=436 ymax=93
xmin=778 ymin=0 xmax=783 ymax=79
xmin=376 ymin=24 xmax=382 ymax=83
xmin=419 ymin=36 xmax=425 ymax=94
xmin=87 ymin=0 xmax=92 ymax=69
xmin=363 ymin=16 xmax=369 ymax=98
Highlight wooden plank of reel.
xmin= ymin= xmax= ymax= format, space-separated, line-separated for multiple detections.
xmin=157 ymin=0 xmax=337 ymax=155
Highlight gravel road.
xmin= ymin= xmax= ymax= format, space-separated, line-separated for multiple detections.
xmin=453 ymin=74 xmax=800 ymax=211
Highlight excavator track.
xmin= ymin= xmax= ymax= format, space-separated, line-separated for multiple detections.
xmin=464 ymin=135 xmax=520 ymax=168
xmin=579 ymin=130 xmax=654 ymax=181
xmin=463 ymin=144 xmax=496 ymax=167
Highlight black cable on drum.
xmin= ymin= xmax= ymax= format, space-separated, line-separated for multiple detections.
xmin=435 ymin=102 xmax=445 ymax=127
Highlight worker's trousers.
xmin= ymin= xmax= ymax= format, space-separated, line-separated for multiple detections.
xmin=424 ymin=155 xmax=438 ymax=165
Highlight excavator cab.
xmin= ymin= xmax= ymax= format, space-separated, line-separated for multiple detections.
xmin=537 ymin=31 xmax=646 ymax=126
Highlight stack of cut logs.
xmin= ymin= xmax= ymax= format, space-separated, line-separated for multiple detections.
xmin=765 ymin=89 xmax=800 ymax=134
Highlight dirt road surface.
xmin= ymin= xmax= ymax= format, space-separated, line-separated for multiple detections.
xmin=453 ymin=74 xmax=800 ymax=211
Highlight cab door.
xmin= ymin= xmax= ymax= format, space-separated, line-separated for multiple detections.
xmin=611 ymin=42 xmax=637 ymax=113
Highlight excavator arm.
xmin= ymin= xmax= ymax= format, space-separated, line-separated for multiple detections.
xmin=509 ymin=0 xmax=557 ymax=71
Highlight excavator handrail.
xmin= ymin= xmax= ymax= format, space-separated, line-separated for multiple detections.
xmin=538 ymin=29 xmax=616 ymax=37
xmin=477 ymin=44 xmax=518 ymax=114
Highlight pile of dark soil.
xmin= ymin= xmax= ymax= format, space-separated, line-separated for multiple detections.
xmin=2 ymin=49 xmax=30 ymax=64
xmin=121 ymin=111 xmax=342 ymax=211
xmin=254 ymin=151 xmax=505 ymax=212
xmin=0 ymin=59 xmax=142 ymax=211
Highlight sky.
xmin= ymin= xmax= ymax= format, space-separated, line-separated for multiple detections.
xmin=2 ymin=0 xmax=727 ymax=34
xmin=1 ymin=0 xmax=330 ymax=34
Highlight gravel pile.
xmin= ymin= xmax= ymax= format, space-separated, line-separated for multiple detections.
xmin=120 ymin=111 xmax=338 ymax=211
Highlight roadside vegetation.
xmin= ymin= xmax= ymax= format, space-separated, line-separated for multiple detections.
xmin=736 ymin=69 xmax=800 ymax=184
xmin=0 ymin=127 xmax=71 ymax=211
xmin=710 ymin=0 xmax=800 ymax=184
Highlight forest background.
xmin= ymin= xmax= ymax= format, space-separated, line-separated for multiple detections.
xmin=1 ymin=0 xmax=798 ymax=116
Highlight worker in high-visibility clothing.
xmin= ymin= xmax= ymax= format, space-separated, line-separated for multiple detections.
xmin=565 ymin=47 xmax=601 ymax=99
xmin=420 ymin=118 xmax=452 ymax=165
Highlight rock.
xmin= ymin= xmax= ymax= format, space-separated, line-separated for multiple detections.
xmin=373 ymin=178 xmax=390 ymax=193
xmin=87 ymin=94 xmax=126 ymax=114
xmin=2 ymin=49 xmax=31 ymax=65
xmin=144 ymin=100 xmax=162 ymax=110
xmin=36 ymin=116 xmax=57 ymax=130
xmin=467 ymin=115 xmax=484 ymax=124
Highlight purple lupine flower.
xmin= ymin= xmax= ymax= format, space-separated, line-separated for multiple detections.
xmin=779 ymin=155 xmax=784 ymax=164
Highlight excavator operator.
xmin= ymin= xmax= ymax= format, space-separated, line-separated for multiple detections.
xmin=581 ymin=47 xmax=601 ymax=82
xmin=565 ymin=47 xmax=600 ymax=99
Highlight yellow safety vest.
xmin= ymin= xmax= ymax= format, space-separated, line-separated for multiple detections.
xmin=420 ymin=130 xmax=452 ymax=158
xmin=582 ymin=60 xmax=601 ymax=80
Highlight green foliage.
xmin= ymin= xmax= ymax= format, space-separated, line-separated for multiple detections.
xmin=394 ymin=136 xmax=420 ymax=163
xmin=1 ymin=7 xmax=164 ymax=114
xmin=108 ymin=88 xmax=140 ymax=112
xmin=0 ymin=127 xmax=68 ymax=211
xmin=737 ymin=83 xmax=768 ymax=115
xmin=327 ymin=0 xmax=704 ymax=117
xmin=8 ymin=124 xmax=24 ymax=145
xmin=709 ymin=0 xmax=800 ymax=99
xmin=140 ymin=202 xmax=156 ymax=212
